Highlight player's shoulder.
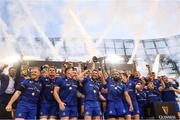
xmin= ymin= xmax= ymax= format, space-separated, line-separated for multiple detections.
xmin=55 ymin=76 xmax=67 ymax=84
xmin=55 ymin=76 xmax=63 ymax=80
xmin=39 ymin=76 xmax=48 ymax=83
xmin=21 ymin=79 xmax=30 ymax=84
xmin=107 ymin=76 xmax=112 ymax=82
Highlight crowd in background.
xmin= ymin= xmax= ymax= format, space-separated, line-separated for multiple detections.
xmin=0 ymin=59 xmax=180 ymax=120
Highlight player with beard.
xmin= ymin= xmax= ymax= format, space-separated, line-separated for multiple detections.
xmin=103 ymin=71 xmax=133 ymax=120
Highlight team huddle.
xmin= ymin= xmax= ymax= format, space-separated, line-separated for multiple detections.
xmin=4 ymin=61 xmax=180 ymax=120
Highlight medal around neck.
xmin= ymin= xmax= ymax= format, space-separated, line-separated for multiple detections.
xmin=32 ymin=92 xmax=35 ymax=96
xmin=93 ymin=90 xmax=96 ymax=93
xmin=69 ymin=86 xmax=72 ymax=90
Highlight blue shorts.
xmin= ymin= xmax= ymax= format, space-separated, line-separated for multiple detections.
xmin=84 ymin=101 xmax=102 ymax=116
xmin=138 ymin=104 xmax=144 ymax=118
xmin=124 ymin=99 xmax=139 ymax=115
xmin=40 ymin=103 xmax=58 ymax=116
xmin=175 ymin=102 xmax=180 ymax=112
xmin=16 ymin=101 xmax=37 ymax=119
xmin=107 ymin=101 xmax=126 ymax=116
xmin=59 ymin=105 xmax=78 ymax=117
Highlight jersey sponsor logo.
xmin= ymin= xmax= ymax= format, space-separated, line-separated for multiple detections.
xmin=149 ymin=94 xmax=157 ymax=97
xmin=45 ymin=84 xmax=51 ymax=87
xmin=27 ymin=88 xmax=33 ymax=90
xmin=72 ymin=85 xmax=78 ymax=87
xmin=66 ymin=84 xmax=71 ymax=86
xmin=36 ymin=89 xmax=41 ymax=92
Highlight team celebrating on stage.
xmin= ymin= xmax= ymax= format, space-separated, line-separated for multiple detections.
xmin=0 ymin=59 xmax=180 ymax=120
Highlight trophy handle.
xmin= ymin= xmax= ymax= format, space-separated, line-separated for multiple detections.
xmin=11 ymin=109 xmax=16 ymax=119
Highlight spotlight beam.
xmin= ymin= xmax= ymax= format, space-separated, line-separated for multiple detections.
xmin=18 ymin=0 xmax=61 ymax=59
xmin=95 ymin=0 xmax=119 ymax=46
xmin=153 ymin=54 xmax=160 ymax=78
xmin=0 ymin=18 xmax=20 ymax=64
xmin=69 ymin=9 xmax=99 ymax=56
xmin=128 ymin=1 xmax=160 ymax=64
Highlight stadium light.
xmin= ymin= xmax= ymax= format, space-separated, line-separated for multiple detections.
xmin=0 ymin=55 xmax=20 ymax=64
xmin=106 ymin=54 xmax=123 ymax=64
xmin=22 ymin=56 xmax=42 ymax=61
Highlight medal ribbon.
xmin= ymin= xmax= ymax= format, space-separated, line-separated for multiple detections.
xmin=32 ymin=80 xmax=40 ymax=95
xmin=112 ymin=78 xmax=120 ymax=88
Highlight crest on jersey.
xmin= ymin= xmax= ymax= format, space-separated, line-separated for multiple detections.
xmin=62 ymin=112 xmax=66 ymax=116
xmin=85 ymin=112 xmax=89 ymax=115
xmin=18 ymin=113 xmax=22 ymax=116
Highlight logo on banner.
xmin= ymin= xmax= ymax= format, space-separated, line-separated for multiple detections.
xmin=162 ymin=106 xmax=169 ymax=115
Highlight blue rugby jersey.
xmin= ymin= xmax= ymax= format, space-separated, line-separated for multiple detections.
xmin=40 ymin=77 xmax=58 ymax=104
xmin=106 ymin=77 xmax=127 ymax=102
xmin=54 ymin=76 xmax=78 ymax=106
xmin=146 ymin=89 xmax=161 ymax=103
xmin=136 ymin=89 xmax=147 ymax=105
xmin=17 ymin=79 xmax=42 ymax=104
xmin=153 ymin=79 xmax=161 ymax=90
xmin=127 ymin=77 xmax=137 ymax=100
xmin=82 ymin=76 xmax=103 ymax=101
xmin=161 ymin=82 xmax=178 ymax=102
